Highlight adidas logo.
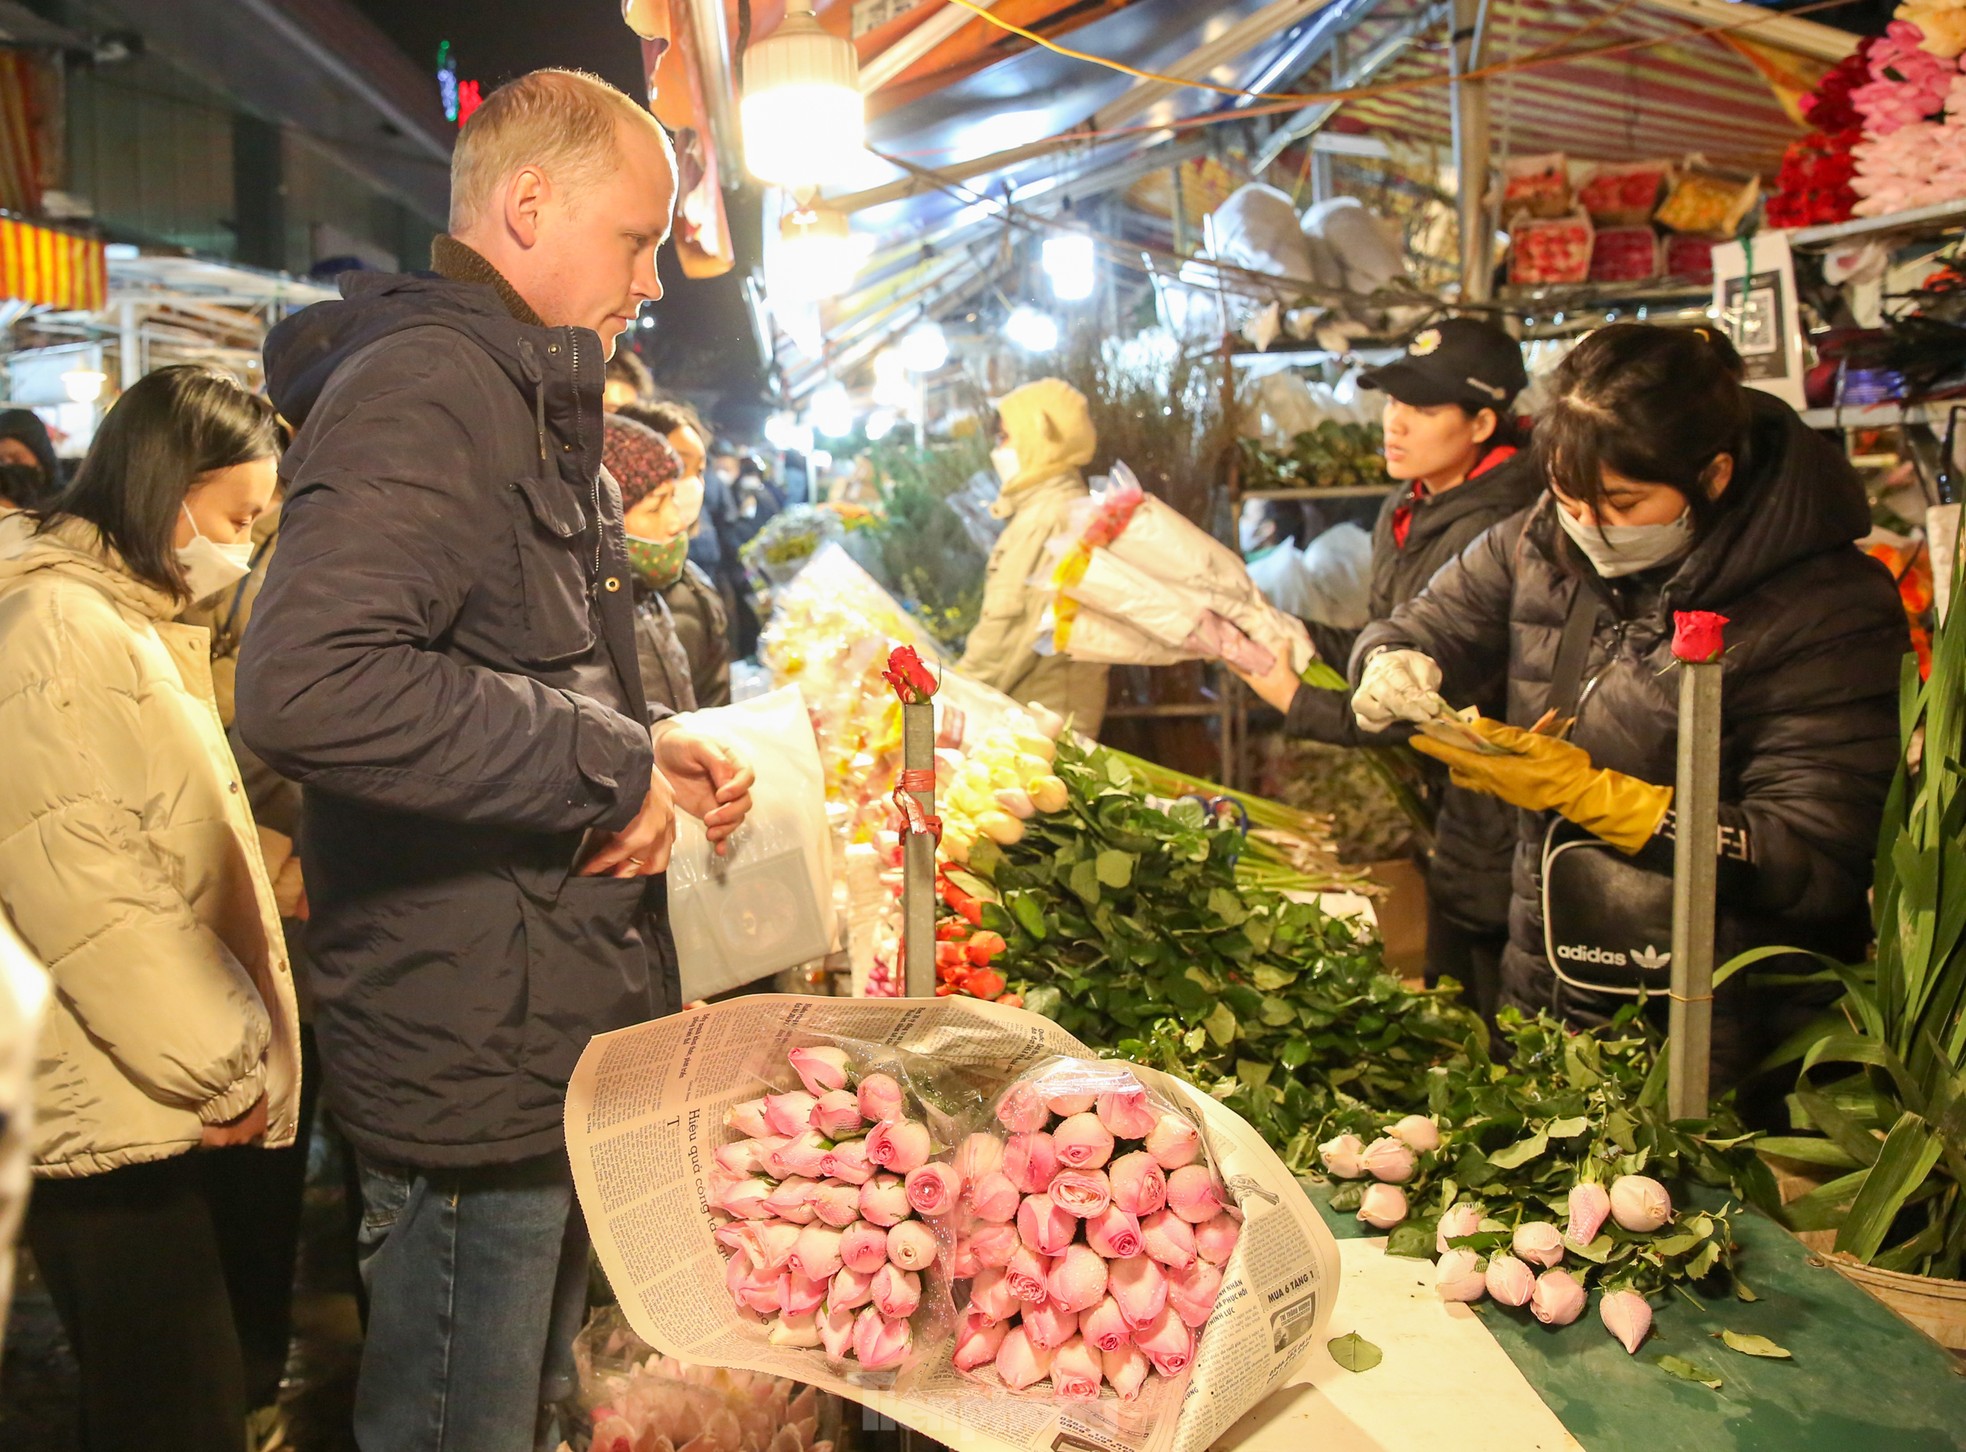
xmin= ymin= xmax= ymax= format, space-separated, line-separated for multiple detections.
xmin=1631 ymin=945 xmax=1671 ymax=971
xmin=1556 ymin=944 xmax=1627 ymax=966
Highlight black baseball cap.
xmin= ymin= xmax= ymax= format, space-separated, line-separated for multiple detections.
xmin=1359 ymin=318 xmax=1528 ymax=411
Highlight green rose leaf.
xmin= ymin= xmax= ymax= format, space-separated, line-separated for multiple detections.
xmin=1327 ymin=1332 xmax=1383 ymax=1374
xmin=1486 ymin=1128 xmax=1550 ymax=1171
xmin=1204 ymin=1001 xmax=1239 ymax=1048
xmin=1655 ymin=1355 xmax=1723 ymax=1390
xmin=1718 ymin=1330 xmax=1792 ymax=1360
xmin=1095 ymin=849 xmax=1136 ymax=889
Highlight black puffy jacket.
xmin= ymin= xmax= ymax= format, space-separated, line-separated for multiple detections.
xmin=1289 ymin=450 xmax=1541 ymax=930
xmin=237 ymin=256 xmax=678 ymax=1170
xmin=1357 ymin=394 xmax=1908 ymax=1077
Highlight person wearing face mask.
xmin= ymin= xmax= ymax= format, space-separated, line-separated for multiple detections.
xmin=1234 ymin=319 xmax=1539 ymax=1023
xmin=1350 ymin=325 xmax=1909 ymax=1117
xmin=628 ymin=400 xmax=750 ymax=679
xmin=0 ymin=407 xmax=64 ymax=510
xmin=958 ymin=377 xmax=1110 ymax=738
xmin=0 ymin=366 xmax=302 ymax=1450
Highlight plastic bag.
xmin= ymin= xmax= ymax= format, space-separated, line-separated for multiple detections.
xmin=1301 ymin=197 xmax=1408 ymax=294
xmin=1207 ymin=184 xmax=1318 ymax=302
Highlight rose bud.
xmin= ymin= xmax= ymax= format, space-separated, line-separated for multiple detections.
xmin=840 ymin=1221 xmax=891 ymax=1275
xmin=970 ymin=1223 xmax=1021 ymax=1268
xmin=1109 ymin=1151 xmax=1169 ymax=1217
xmin=714 ymin=1222 xmax=748 ymax=1255
xmin=788 ymin=1045 xmax=852 ymax=1096
xmin=1046 ymin=1091 xmax=1098 ymax=1117
xmin=715 ymin=1138 xmax=778 ymax=1176
xmin=965 ymin=1170 xmax=1021 ymax=1224
xmin=1049 ymin=1168 xmax=1113 ymax=1219
xmin=994 ymin=1325 xmax=1054 ymax=1391
xmin=857 ymin=1072 xmax=906 ymax=1125
xmin=950 ymin=1236 xmax=983 ymax=1280
xmin=1435 ymin=1248 xmax=1487 ymax=1303
xmin=1167 ymin=1259 xmax=1224 ymax=1328
xmin=995 ymin=1082 xmax=1049 ymax=1134
xmin=1146 ymin=1113 xmax=1202 ymax=1171
xmin=1081 ymin=1295 xmax=1132 ymax=1353
xmin=720 ymin=1178 xmax=776 ymax=1221
xmin=1051 ymin=1336 xmax=1104 ymax=1400
xmin=771 ymin=1130 xmax=832 ymax=1181
xmin=726 ymin=1097 xmax=773 ymax=1139
xmin=865 ymin=1119 xmax=932 ymax=1175
xmin=1599 ymin=1289 xmax=1653 ymax=1355
xmin=1025 ymin=702 xmax=1066 ymax=739
xmin=953 ymin=1309 xmax=1010 ymax=1371
xmin=1567 ymin=1182 xmax=1611 ymax=1245
xmin=1361 ymin=1137 xmax=1417 ymax=1184
xmin=1531 ymin=1269 xmax=1588 ymax=1327
xmin=830 ymin=1264 xmax=876 ymax=1313
xmin=1108 ymin=1252 xmax=1168 ymax=1327
xmin=768 ymin=1311 xmax=823 ymax=1348
xmin=1048 ymin=1244 xmax=1111 ymax=1313
xmin=1141 ymin=1209 xmax=1199 ymax=1269
xmin=1356 ymin=1184 xmax=1408 ymax=1230
xmin=1167 ymin=1165 xmax=1226 ymax=1224
xmin=1086 ymin=1205 xmax=1144 ymax=1260
xmin=1484 ymin=1253 xmax=1535 ymax=1307
xmin=1029 ymin=776 xmax=1069 ymax=815
xmin=1053 ymin=1112 xmax=1116 ymax=1169
xmin=819 ymin=1301 xmax=858 ymax=1361
xmin=996 ymin=787 xmax=1036 ymax=821
xmin=1318 ymin=1133 xmax=1366 ymax=1180
xmin=743 ymin=1221 xmax=801 ymax=1271
xmin=1434 ymin=1202 xmax=1482 ymax=1255
xmin=763 ymin=1091 xmax=820 ymax=1137
xmin=969 ymin=1266 xmax=1021 ymax=1322
xmin=811 ymin=1090 xmax=864 ymax=1140
xmin=957 ymin=1133 xmax=1006 ymax=1184
xmin=1023 ymin=1298 xmax=1080 ymax=1350
xmin=905 ymin=1162 xmax=963 ymax=1218
xmin=1018 ymin=1192 xmax=1078 ymax=1256
xmin=1003 ymin=1132 xmax=1060 ymax=1195
xmin=1096 ymin=1087 xmax=1160 ymax=1141
xmin=780 ymin=1269 xmax=828 ymax=1318
xmin=1390 ymin=1113 xmax=1442 ymax=1153
xmin=1609 ymin=1175 xmax=1673 ymax=1233
xmin=764 ymin=1178 xmax=820 ymax=1226
xmin=789 ymin=1224 xmax=845 ymax=1282
xmin=886 ymin=1220 xmax=940 ymax=1273
xmin=859 ymin=1174 xmax=912 ymax=1229
xmin=725 ymin=1246 xmax=758 ymax=1300
xmin=1513 ymin=1222 xmax=1565 ymax=1270
xmin=737 ymin=1265 xmax=783 ymax=1315
xmin=705 ymin=1165 xmax=743 ymax=1212
xmin=1103 ymin=1343 xmax=1152 ymax=1401
xmin=1004 ymin=1244 xmax=1053 ymax=1303
xmin=1194 ymin=1212 xmax=1241 ymax=1265
xmin=852 ymin=1307 xmax=911 ymax=1371
xmin=1133 ymin=1305 xmax=1196 ymax=1377
xmin=821 ymin=1138 xmax=875 ymax=1186
xmin=812 ymin=1181 xmax=864 ymax=1229
xmin=871 ymin=1264 xmax=922 ymax=1320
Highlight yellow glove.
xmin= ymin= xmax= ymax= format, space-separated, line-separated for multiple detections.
xmin=1411 ymin=718 xmax=1672 ymax=854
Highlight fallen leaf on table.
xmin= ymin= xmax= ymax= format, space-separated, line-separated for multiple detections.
xmin=1655 ymin=1354 xmax=1723 ymax=1390
xmin=1327 ymin=1331 xmax=1383 ymax=1373
xmin=1718 ymin=1329 xmax=1791 ymax=1359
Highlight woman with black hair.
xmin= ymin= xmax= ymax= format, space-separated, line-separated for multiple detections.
xmin=0 ymin=365 xmax=301 ymax=1450
xmin=0 ymin=406 xmax=64 ymax=509
xmin=1353 ymin=324 xmax=1908 ymax=1115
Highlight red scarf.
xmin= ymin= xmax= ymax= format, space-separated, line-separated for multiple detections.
xmin=1391 ymin=445 xmax=1519 ymax=548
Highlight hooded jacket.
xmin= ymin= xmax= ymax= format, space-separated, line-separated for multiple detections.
xmin=0 ymin=514 xmax=301 ymax=1177
xmin=958 ymin=379 xmax=1109 ymax=737
xmin=1357 ymin=393 xmax=1908 ymax=1075
xmin=235 ymin=246 xmax=676 ymax=1169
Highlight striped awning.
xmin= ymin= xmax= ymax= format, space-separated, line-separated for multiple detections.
xmin=0 ymin=216 xmax=108 ymax=312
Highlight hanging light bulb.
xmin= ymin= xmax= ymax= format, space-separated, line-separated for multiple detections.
xmin=771 ymin=203 xmax=871 ymax=304
xmin=1003 ymin=306 xmax=1060 ymax=354
xmin=899 ymin=320 xmax=949 ymax=374
xmin=871 ymin=347 xmax=914 ymax=408
xmin=811 ymin=381 xmax=856 ymax=439
xmin=1043 ymin=229 xmax=1098 ymax=303
xmin=741 ymin=3 xmax=864 ymax=189
xmin=865 ymin=407 xmax=900 ymax=441
xmin=61 ymin=369 xmax=107 ymax=404
xmin=764 ymin=411 xmax=814 ymax=454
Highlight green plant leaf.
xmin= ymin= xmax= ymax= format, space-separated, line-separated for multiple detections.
xmin=1545 ymin=1115 xmax=1591 ymax=1139
xmin=1385 ymin=1224 xmax=1434 ymax=1259
xmin=1010 ymin=892 xmax=1048 ymax=941
xmin=1718 ymin=1330 xmax=1792 ymax=1360
xmin=1835 ymin=1111 xmax=1944 ymax=1262
xmin=1733 ymin=1278 xmax=1758 ymax=1303
xmin=1204 ymin=1001 xmax=1239 ymax=1049
xmin=1486 ymin=1128 xmax=1550 ymax=1171
xmin=1068 ymin=858 xmax=1101 ymax=906
xmin=1095 ymin=849 xmax=1136 ymax=889
xmin=1655 ymin=1355 xmax=1723 ymax=1390
xmin=1327 ymin=1332 xmax=1383 ymax=1373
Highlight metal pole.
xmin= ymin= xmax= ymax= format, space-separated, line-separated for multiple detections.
xmin=1667 ymin=661 xmax=1722 ymax=1120
xmin=1450 ymin=0 xmax=1493 ymax=303
xmin=902 ymin=701 xmax=937 ymax=999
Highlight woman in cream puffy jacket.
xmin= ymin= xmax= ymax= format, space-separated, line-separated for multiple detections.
xmin=0 ymin=366 xmax=299 ymax=1451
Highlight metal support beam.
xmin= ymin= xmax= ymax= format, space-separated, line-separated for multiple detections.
xmin=1450 ymin=0 xmax=1493 ymax=303
xmin=1250 ymin=2 xmax=1447 ymax=174
xmin=1643 ymin=0 xmax=1857 ymax=63
xmin=1090 ymin=0 xmax=1340 ymax=134
xmin=860 ymin=0 xmax=1003 ymax=93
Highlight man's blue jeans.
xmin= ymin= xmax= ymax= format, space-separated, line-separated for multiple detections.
xmin=353 ymin=1152 xmax=592 ymax=1452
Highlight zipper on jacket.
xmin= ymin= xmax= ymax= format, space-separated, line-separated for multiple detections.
xmin=518 ymin=338 xmax=547 ymax=465
xmin=565 ymin=328 xmax=605 ymax=593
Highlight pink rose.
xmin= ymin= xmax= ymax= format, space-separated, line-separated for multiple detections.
xmin=1485 ymin=1253 xmax=1534 ymax=1307
xmin=1133 ymin=1305 xmax=1195 ymax=1376
xmin=1356 ymin=1184 xmax=1408 ymax=1230
xmin=1108 ymin=1253 xmax=1168 ymax=1328
xmin=1051 ymin=1335 xmax=1104 ymax=1400
xmin=1005 ymin=1244 xmax=1052 ymax=1303
xmin=1318 ymin=1133 xmax=1365 ymax=1180
xmin=970 ymin=1223 xmax=1021 ymax=1268
xmin=1435 ymin=1202 xmax=1482 ymax=1255
xmin=1086 ymin=1205 xmax=1143 ymax=1260
xmin=1023 ymin=1297 xmax=1080 ymax=1350
xmin=1599 ymin=1288 xmax=1653 ymax=1355
xmin=950 ymin=1236 xmax=982 ymax=1279
xmin=818 ymin=1301 xmax=857 ymax=1361
xmin=725 ymin=1097 xmax=772 ymax=1139
xmin=771 ymin=1130 xmax=831 ymax=1180
xmin=1048 ymin=1168 xmax=1112 ymax=1219
xmin=764 ymin=1177 xmax=819 ymax=1225
xmin=1567 ymin=1183 xmax=1611 ymax=1245
xmin=1108 ymin=1151 xmax=1168 ymax=1217
xmin=1102 ymin=1343 xmax=1151 ymax=1401
xmin=964 ymin=1170 xmax=1021 ymax=1223
xmin=741 ymin=1220 xmax=800 ymax=1270
xmin=859 ymin=1175 xmax=911 ymax=1228
xmin=1017 ymin=1192 xmax=1077 ymax=1255
xmin=1145 ymin=1113 xmax=1201 ymax=1170
xmin=829 ymin=1264 xmax=875 ymax=1312
xmin=768 ymin=1310 xmax=822 ymax=1348
xmin=1096 ymin=1086 xmax=1159 ymax=1141
xmin=736 ymin=1266 xmax=782 ymax=1315
xmin=886 ymin=1219 xmax=940 ymax=1272
xmin=1389 ymin=1114 xmax=1441 ymax=1154
xmin=1045 ymin=1091 xmax=1097 ymax=1117
xmin=821 ymin=1138 xmax=875 ymax=1186
xmin=1167 ymin=1259 xmax=1223 ymax=1328
xmin=1166 ymin=1165 xmax=1225 ymax=1224
xmin=865 ymin=1119 xmax=932 ymax=1175
xmin=715 ymin=1137 xmax=778 ymax=1176
xmin=811 ymin=1089 xmax=864 ymax=1140
xmin=718 ymin=1177 xmax=775 ymax=1221
xmin=1360 ymin=1137 xmax=1417 ymax=1184
xmin=1141 ymin=1209 xmax=1198 ymax=1270
xmin=1047 ymin=1244 xmax=1110 ymax=1313
xmin=1081 ymin=1294 xmax=1132 ymax=1353
xmin=1053 ymin=1112 xmax=1115 ymax=1169
xmin=1512 ymin=1222 xmax=1565 ymax=1270
xmin=789 ymin=1224 xmax=844 ymax=1282
xmin=839 ymin=1221 xmax=891 ymax=1274
xmin=1531 ymin=1268 xmax=1587 ymax=1327
xmin=968 ymin=1266 xmax=1021 ymax=1322
xmin=852 ymin=1307 xmax=911 ymax=1370
xmin=1194 ymin=1212 xmax=1241 ymax=1265
xmin=811 ymin=1181 xmax=863 ymax=1229
xmin=870 ymin=1264 xmax=921 ymax=1320
xmin=1002 ymin=1132 xmax=1059 ymax=1195
xmin=763 ymin=1091 xmax=819 ymax=1137
xmin=905 ymin=1162 xmax=963 ymax=1217
xmin=725 ymin=1246 xmax=757 ymax=1301
xmin=994 ymin=1325 xmax=1053 ymax=1390
xmin=995 ymin=1081 xmax=1049 ymax=1134
xmin=957 ymin=1132 xmax=1006 ymax=1184
xmin=1435 ymin=1247 xmax=1485 ymax=1303
xmin=788 ymin=1044 xmax=851 ymax=1096
xmin=713 ymin=1223 xmax=747 ymax=1254
xmin=780 ymin=1269 xmax=828 ymax=1318
xmin=953 ymin=1309 xmax=1009 ymax=1370
xmin=857 ymin=1072 xmax=905 ymax=1124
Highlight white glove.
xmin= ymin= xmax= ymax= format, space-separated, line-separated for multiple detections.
xmin=1352 ymin=649 xmax=1443 ymax=732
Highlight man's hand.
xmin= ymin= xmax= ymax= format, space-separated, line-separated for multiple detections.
xmin=655 ymin=721 xmax=755 ymax=856
xmin=1229 ymin=652 xmax=1302 ymax=714
xmin=579 ymin=768 xmax=678 ymax=877
xmin=201 ymin=1093 xmax=269 ymax=1148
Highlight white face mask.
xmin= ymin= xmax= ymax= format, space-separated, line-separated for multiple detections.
xmin=1554 ymin=499 xmax=1694 ymax=579
xmin=991 ymin=445 xmax=1020 ymax=485
xmin=671 ymin=471 xmax=705 ymax=532
xmin=177 ymin=502 xmax=254 ymax=599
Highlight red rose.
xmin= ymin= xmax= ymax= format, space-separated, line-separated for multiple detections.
xmin=1671 ymin=611 xmax=1729 ymax=665
xmin=881 ymin=645 xmax=939 ymax=704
